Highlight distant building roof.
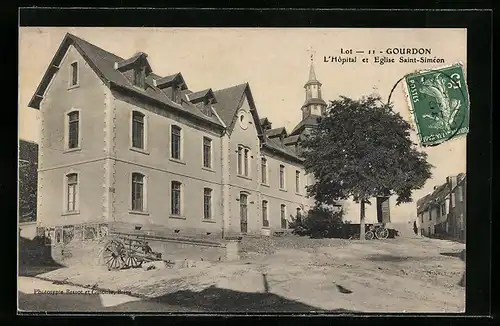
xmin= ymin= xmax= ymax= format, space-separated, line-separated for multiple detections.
xmin=290 ymin=115 xmax=321 ymax=136
xmin=265 ymin=127 xmax=287 ymax=139
xmin=283 ymin=134 xmax=301 ymax=145
xmin=416 ymin=173 xmax=467 ymax=214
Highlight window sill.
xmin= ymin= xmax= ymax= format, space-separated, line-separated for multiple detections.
xmin=261 ymin=225 xmax=270 ymax=229
xmin=67 ymin=84 xmax=80 ymax=90
xmin=169 ymin=215 xmax=186 ymax=220
xmin=237 ymin=174 xmax=252 ymax=181
xmin=261 ymin=183 xmax=270 ymax=187
xmin=62 ymin=210 xmax=80 ymax=216
xmin=202 ymin=167 xmax=216 ymax=173
xmin=129 ymin=210 xmax=150 ymax=216
xmin=170 ymin=158 xmax=186 ymax=165
xmin=129 ymin=147 xmax=150 ymax=155
xmin=64 ymin=147 xmax=82 ymax=154
xmin=295 ymin=192 xmax=303 ymax=196
xmin=202 ymin=219 xmax=216 ymax=223
xmin=279 ymin=188 xmax=287 ymax=192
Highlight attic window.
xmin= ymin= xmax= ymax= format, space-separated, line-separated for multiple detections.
xmin=70 ymin=62 xmax=79 ymax=87
xmin=172 ymin=83 xmax=181 ymax=104
xmin=132 ymin=67 xmax=145 ymax=88
xmin=196 ymin=98 xmax=213 ymax=117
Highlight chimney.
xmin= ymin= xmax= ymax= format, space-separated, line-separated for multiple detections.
xmin=447 ymin=175 xmax=458 ymax=190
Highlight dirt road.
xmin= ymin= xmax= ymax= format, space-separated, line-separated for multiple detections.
xmin=22 ymin=234 xmax=465 ymax=313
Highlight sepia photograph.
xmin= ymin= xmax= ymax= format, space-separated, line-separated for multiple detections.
xmin=18 ymin=27 xmax=468 ymax=313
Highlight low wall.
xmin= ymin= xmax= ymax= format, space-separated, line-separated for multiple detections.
xmin=31 ymin=222 xmax=242 ymax=268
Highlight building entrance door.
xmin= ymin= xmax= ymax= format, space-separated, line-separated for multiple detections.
xmin=240 ymin=193 xmax=248 ymax=233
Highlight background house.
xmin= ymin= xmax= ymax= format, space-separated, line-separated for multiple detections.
xmin=416 ymin=173 xmax=466 ymax=241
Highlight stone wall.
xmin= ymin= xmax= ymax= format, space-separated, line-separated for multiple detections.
xmin=33 ymin=222 xmax=241 ymax=268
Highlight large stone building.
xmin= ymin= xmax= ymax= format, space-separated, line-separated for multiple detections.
xmin=29 ymin=33 xmax=329 ymax=240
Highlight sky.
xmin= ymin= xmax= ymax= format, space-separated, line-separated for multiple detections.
xmin=18 ymin=27 xmax=467 ymax=223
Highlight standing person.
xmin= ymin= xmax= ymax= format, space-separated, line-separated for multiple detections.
xmin=413 ymin=220 xmax=418 ymax=235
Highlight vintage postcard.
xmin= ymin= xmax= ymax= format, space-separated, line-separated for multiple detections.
xmin=18 ymin=27 xmax=466 ymax=313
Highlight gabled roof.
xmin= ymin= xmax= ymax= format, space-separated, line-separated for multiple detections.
xmin=290 ymin=114 xmax=321 ymax=135
xmin=188 ymin=88 xmax=216 ymax=104
xmin=28 ymin=33 xmax=223 ymax=129
xmin=114 ymin=52 xmax=151 ymax=72
xmin=283 ymin=134 xmax=301 ymax=145
xmin=262 ymin=136 xmax=304 ymax=162
xmin=265 ymin=127 xmax=287 ymax=139
xmin=260 ymin=117 xmax=270 ymax=125
xmin=212 ymin=83 xmax=249 ymax=127
xmin=416 ymin=174 xmax=468 ymax=214
xmin=153 ymin=73 xmax=188 ymax=90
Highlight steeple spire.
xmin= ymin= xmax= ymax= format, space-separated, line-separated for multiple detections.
xmin=307 ymin=46 xmax=318 ymax=82
xmin=301 ymin=46 xmax=327 ymax=120
xmin=308 ymin=62 xmax=317 ymax=82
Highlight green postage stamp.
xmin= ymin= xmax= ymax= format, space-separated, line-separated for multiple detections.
xmin=404 ymin=63 xmax=470 ymax=147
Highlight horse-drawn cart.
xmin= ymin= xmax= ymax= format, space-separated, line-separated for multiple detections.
xmin=100 ymin=234 xmax=163 ymax=271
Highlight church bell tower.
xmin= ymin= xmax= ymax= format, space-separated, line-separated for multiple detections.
xmin=301 ymin=49 xmax=327 ymax=120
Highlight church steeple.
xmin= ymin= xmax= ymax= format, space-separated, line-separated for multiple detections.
xmin=302 ymin=48 xmax=327 ymax=120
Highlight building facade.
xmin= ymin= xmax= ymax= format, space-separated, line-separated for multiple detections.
xmin=29 ymin=33 xmax=321 ymax=239
xmin=416 ymin=173 xmax=466 ymax=241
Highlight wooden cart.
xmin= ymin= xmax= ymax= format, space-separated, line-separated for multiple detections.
xmin=100 ymin=235 xmax=162 ymax=271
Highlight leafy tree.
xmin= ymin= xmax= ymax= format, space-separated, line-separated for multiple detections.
xmin=19 ymin=161 xmax=38 ymax=223
xmin=301 ymin=94 xmax=433 ymax=240
xmin=289 ymin=205 xmax=344 ymax=238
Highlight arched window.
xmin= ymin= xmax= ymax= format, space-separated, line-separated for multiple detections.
xmin=66 ymin=173 xmax=78 ymax=212
xmin=203 ymin=188 xmax=212 ymax=219
xmin=262 ymin=200 xmax=269 ymax=227
xmin=171 ymin=125 xmax=182 ymax=160
xmin=240 ymin=193 xmax=248 ymax=233
xmin=171 ymin=181 xmax=182 ymax=215
xmin=131 ymin=173 xmax=145 ymax=211
xmin=67 ymin=111 xmax=80 ymax=149
xmin=279 ymin=165 xmax=286 ymax=189
xmin=132 ymin=111 xmax=145 ymax=149
xmin=280 ymin=204 xmax=287 ymax=229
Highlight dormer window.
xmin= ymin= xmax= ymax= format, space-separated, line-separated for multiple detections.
xmin=114 ymin=52 xmax=151 ymax=90
xmin=133 ymin=67 xmax=145 ymax=88
xmin=172 ymin=83 xmax=181 ymax=104
xmin=153 ymin=73 xmax=188 ymax=103
xmin=188 ymin=89 xmax=217 ymax=117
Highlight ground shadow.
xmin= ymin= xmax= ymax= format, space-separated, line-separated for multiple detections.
xmin=440 ymin=249 xmax=466 ymax=261
xmin=365 ymin=254 xmax=427 ymax=263
xmin=18 ymin=285 xmax=355 ymax=313
xmin=18 ymin=235 xmax=65 ymax=277
xmin=440 ymin=249 xmax=466 ymax=288
xmin=307 ymin=227 xmax=399 ymax=240
xmin=149 ymin=285 xmax=354 ymax=313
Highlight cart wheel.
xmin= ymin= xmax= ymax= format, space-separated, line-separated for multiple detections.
xmin=102 ymin=239 xmax=126 ymax=270
xmin=375 ymin=227 xmax=389 ymax=240
xmin=365 ymin=231 xmax=374 ymax=240
xmin=124 ymin=253 xmax=142 ymax=268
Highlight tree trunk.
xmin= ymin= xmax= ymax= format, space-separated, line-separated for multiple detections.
xmin=360 ymin=199 xmax=366 ymax=240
